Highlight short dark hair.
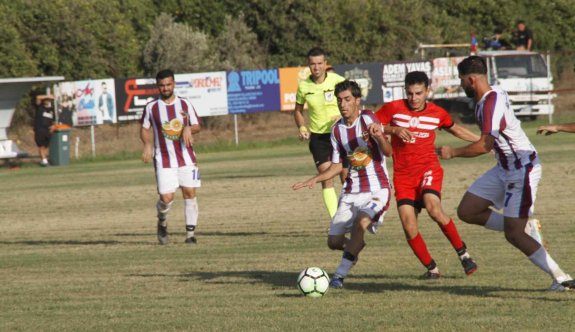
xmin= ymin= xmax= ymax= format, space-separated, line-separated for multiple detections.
xmin=156 ymin=69 xmax=175 ymax=81
xmin=335 ymin=80 xmax=362 ymax=98
xmin=405 ymin=71 xmax=429 ymax=88
xmin=517 ymin=20 xmax=526 ymax=25
xmin=457 ymin=56 xmax=487 ymax=76
xmin=307 ymin=47 xmax=326 ymax=58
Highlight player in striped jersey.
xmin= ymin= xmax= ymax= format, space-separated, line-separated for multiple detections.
xmin=376 ymin=71 xmax=480 ymax=279
xmin=439 ymin=56 xmax=575 ymax=291
xmin=293 ymin=80 xmax=392 ymax=289
xmin=140 ymin=69 xmax=201 ymax=245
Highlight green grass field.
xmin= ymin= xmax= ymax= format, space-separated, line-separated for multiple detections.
xmin=1 ymin=120 xmax=574 ymax=331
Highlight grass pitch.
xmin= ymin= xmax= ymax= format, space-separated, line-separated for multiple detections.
xmin=1 ymin=120 xmax=574 ymax=331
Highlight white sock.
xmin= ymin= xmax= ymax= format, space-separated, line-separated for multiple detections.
xmin=156 ymin=200 xmax=173 ymax=224
xmin=335 ymin=257 xmax=354 ymax=278
xmin=528 ymin=246 xmax=567 ymax=280
xmin=185 ymin=198 xmax=198 ymax=238
xmin=484 ymin=212 xmax=504 ymax=231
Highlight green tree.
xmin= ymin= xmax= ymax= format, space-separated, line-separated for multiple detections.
xmin=213 ymin=14 xmax=267 ymax=71
xmin=142 ymin=13 xmax=216 ymax=75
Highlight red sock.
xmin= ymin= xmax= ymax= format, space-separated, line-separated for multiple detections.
xmin=407 ymin=233 xmax=433 ymax=268
xmin=439 ymin=219 xmax=464 ymax=251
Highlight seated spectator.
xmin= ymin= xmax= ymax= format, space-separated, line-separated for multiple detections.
xmin=512 ymin=20 xmax=533 ymax=51
xmin=484 ymin=28 xmax=511 ymax=50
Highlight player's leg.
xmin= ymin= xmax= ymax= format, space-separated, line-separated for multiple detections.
xmin=423 ymin=193 xmax=477 ymax=276
xmin=457 ymin=166 xmax=503 ymax=229
xmin=398 ymin=204 xmax=440 ymax=278
xmin=179 ymin=165 xmax=201 ymax=244
xmin=330 ymin=189 xmax=389 ymax=288
xmin=395 ymin=173 xmax=440 ymax=278
xmin=155 ymin=167 xmax=178 ymax=244
xmin=503 ymin=163 xmax=574 ymax=290
xmin=309 ymin=133 xmax=338 ymax=218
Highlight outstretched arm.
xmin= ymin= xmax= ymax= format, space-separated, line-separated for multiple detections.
xmin=444 ymin=123 xmax=480 ymax=142
xmin=537 ymin=123 xmax=575 ymax=135
xmin=292 ymin=162 xmax=343 ymax=190
xmin=439 ymin=133 xmax=494 ymax=159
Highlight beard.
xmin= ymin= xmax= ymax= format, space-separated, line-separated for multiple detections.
xmin=463 ymin=86 xmax=475 ymax=98
xmin=160 ymin=90 xmax=173 ymax=100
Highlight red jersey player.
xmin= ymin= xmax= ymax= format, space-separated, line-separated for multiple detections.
xmin=376 ymin=71 xmax=480 ymax=279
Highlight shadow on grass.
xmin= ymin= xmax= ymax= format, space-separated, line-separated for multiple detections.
xmin=130 ymin=270 xmax=572 ymax=302
xmin=114 ymin=231 xmax=268 ymax=237
xmin=0 ymin=240 xmax=121 ymax=246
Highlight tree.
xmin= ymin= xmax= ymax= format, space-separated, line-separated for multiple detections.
xmin=142 ymin=13 xmax=216 ymax=75
xmin=213 ymin=14 xmax=267 ymax=71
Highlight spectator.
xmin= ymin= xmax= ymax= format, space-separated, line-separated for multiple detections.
xmin=512 ymin=20 xmax=533 ymax=51
xmin=34 ymin=97 xmax=55 ymax=166
xmin=484 ymin=28 xmax=511 ymax=50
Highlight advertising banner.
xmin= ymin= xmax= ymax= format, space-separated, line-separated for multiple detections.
xmin=334 ymin=63 xmax=383 ymax=105
xmin=279 ymin=66 xmax=310 ymax=111
xmin=57 ymin=79 xmax=116 ymax=126
xmin=381 ymin=61 xmax=432 ymax=102
xmin=227 ymin=69 xmax=281 ymax=114
xmin=115 ymin=78 xmax=158 ymax=122
xmin=430 ymin=57 xmax=466 ymax=99
xmin=174 ymin=72 xmax=228 ymax=117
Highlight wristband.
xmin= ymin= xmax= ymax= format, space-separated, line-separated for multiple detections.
xmin=299 ymin=126 xmax=309 ymax=134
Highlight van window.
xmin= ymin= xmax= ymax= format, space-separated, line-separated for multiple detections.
xmin=494 ymin=55 xmax=547 ymax=78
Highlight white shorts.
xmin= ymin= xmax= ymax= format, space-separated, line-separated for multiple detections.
xmin=156 ymin=165 xmax=201 ymax=194
xmin=329 ymin=189 xmax=390 ymax=236
xmin=467 ymin=162 xmax=541 ymax=218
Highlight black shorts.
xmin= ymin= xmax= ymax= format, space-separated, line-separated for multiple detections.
xmin=34 ymin=130 xmax=51 ymax=147
xmin=309 ymin=133 xmax=350 ymax=169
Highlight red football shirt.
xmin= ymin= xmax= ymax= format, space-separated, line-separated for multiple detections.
xmin=376 ymin=100 xmax=453 ymax=171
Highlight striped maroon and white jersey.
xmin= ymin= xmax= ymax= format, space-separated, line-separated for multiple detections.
xmin=475 ymin=87 xmax=537 ymax=170
xmin=331 ymin=110 xmax=391 ymax=194
xmin=140 ymin=96 xmax=200 ymax=169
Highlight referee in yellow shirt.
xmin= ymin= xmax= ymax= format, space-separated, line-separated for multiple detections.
xmin=294 ymin=47 xmax=345 ymax=219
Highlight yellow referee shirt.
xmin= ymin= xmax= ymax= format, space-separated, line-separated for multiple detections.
xmin=296 ymin=72 xmax=345 ymax=134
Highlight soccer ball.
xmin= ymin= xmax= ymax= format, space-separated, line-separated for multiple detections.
xmin=297 ymin=267 xmax=330 ymax=298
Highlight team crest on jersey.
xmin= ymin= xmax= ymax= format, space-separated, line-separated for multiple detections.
xmin=348 ymin=146 xmax=372 ymax=170
xmin=162 ymin=118 xmax=184 ymax=141
xmin=324 ymin=90 xmax=335 ymax=102
xmin=409 ymin=117 xmax=420 ymax=128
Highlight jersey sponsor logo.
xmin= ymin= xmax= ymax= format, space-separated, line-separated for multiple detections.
xmin=161 ymin=118 xmax=184 ymax=141
xmin=348 ymin=146 xmax=373 ymax=170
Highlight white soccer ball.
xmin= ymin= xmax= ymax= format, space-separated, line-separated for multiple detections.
xmin=297 ymin=267 xmax=330 ymax=298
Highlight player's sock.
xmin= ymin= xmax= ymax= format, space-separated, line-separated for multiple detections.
xmin=322 ymin=188 xmax=338 ymax=218
xmin=439 ymin=219 xmax=465 ymax=252
xmin=484 ymin=211 xmax=504 ymax=231
xmin=184 ymin=198 xmax=198 ymax=238
xmin=334 ymin=251 xmax=355 ymax=278
xmin=528 ymin=246 xmax=568 ymax=280
xmin=156 ymin=200 xmax=173 ymax=225
xmin=407 ymin=233 xmax=434 ymax=268
xmin=455 ymin=242 xmax=471 ymax=260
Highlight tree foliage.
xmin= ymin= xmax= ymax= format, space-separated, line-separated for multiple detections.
xmin=0 ymin=0 xmax=573 ymax=79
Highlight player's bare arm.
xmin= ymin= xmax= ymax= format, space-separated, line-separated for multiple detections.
xmin=140 ymin=127 xmax=153 ymax=163
xmin=444 ymin=123 xmax=480 ymax=142
xmin=537 ymin=123 xmax=575 ymax=135
xmin=369 ymin=123 xmax=392 ymax=157
xmin=292 ymin=162 xmax=343 ymax=190
xmin=294 ymin=103 xmax=310 ymax=140
xmin=182 ymin=124 xmax=200 ymax=147
xmin=439 ymin=134 xmax=494 ymax=159
xmin=384 ymin=125 xmax=414 ymax=142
